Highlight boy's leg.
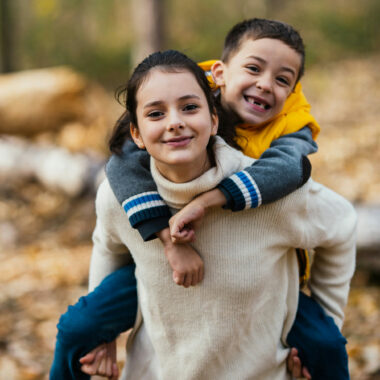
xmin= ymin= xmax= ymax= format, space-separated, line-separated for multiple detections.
xmin=287 ymin=291 xmax=350 ymax=380
xmin=50 ymin=263 xmax=138 ymax=380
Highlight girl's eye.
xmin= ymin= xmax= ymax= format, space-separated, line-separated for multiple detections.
xmin=183 ymin=104 xmax=199 ymax=112
xmin=147 ymin=110 xmax=164 ymax=118
xmin=247 ymin=65 xmax=259 ymax=73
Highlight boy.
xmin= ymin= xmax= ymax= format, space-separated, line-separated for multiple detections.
xmin=51 ymin=19 xmax=350 ymax=380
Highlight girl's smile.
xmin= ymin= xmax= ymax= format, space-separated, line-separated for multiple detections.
xmin=131 ymin=69 xmax=218 ymax=183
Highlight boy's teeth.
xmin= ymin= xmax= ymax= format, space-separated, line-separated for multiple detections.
xmin=247 ymin=97 xmax=269 ymax=110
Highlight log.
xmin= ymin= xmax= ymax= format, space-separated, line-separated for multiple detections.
xmin=0 ymin=136 xmax=105 ymax=197
xmin=0 ymin=67 xmax=119 ymax=137
xmin=355 ymin=205 xmax=380 ymax=272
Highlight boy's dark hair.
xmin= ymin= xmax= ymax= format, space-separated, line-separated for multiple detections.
xmin=221 ymin=18 xmax=305 ymax=83
xmin=109 ymin=50 xmax=217 ymax=155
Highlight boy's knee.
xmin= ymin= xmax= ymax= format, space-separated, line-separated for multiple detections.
xmin=56 ymin=298 xmax=99 ymax=346
xmin=321 ymin=335 xmax=348 ymax=361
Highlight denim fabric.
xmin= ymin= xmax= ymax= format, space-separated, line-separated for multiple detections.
xmin=50 ymin=264 xmax=137 ymax=380
xmin=287 ymin=291 xmax=350 ymax=380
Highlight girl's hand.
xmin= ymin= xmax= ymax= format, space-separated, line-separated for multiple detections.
xmin=287 ymin=348 xmax=311 ymax=379
xmin=164 ymin=243 xmax=204 ymax=287
xmin=79 ymin=340 xmax=119 ymax=379
xmin=157 ymin=228 xmax=204 ymax=287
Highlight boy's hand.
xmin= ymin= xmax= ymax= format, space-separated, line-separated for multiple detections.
xmin=169 ymin=188 xmax=227 ymax=244
xmin=287 ymin=348 xmax=311 ymax=379
xmin=169 ymin=202 xmax=205 ymax=243
xmin=80 ymin=340 xmax=118 ymax=379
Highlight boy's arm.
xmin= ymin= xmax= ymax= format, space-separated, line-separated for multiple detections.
xmin=106 ymin=139 xmax=172 ymax=241
xmin=170 ymin=127 xmax=317 ymax=241
xmin=218 ymin=126 xmax=318 ymax=211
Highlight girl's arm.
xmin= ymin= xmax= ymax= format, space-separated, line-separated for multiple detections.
xmin=106 ymin=139 xmax=171 ymax=241
xmin=294 ymin=181 xmax=357 ymax=328
xmin=170 ymin=126 xmax=317 ymax=240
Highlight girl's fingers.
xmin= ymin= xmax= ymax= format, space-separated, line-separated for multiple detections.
xmin=302 ymin=366 xmax=312 ymax=380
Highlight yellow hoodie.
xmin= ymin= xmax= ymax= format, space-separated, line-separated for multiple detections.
xmin=198 ymin=60 xmax=320 ymax=159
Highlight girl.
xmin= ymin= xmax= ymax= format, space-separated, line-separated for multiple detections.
xmin=69 ymin=50 xmax=355 ymax=379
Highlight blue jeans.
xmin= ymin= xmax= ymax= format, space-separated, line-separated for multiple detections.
xmin=287 ymin=291 xmax=350 ymax=380
xmin=49 ymin=264 xmax=137 ymax=380
xmin=50 ymin=266 xmax=349 ymax=380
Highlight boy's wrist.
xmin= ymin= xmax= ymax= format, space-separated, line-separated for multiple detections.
xmin=197 ymin=188 xmax=227 ymax=210
xmin=156 ymin=227 xmax=174 ymax=249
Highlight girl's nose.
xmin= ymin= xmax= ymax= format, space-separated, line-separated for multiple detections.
xmin=168 ymin=113 xmax=184 ymax=131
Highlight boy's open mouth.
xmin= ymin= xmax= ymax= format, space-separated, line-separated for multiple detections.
xmin=244 ymin=96 xmax=271 ymax=110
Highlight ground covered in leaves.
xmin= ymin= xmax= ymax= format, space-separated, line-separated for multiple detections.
xmin=1 ymin=56 xmax=380 ymax=379
xmin=1 ymin=183 xmax=379 ymax=380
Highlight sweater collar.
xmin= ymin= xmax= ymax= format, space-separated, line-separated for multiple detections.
xmin=151 ymin=136 xmax=253 ymax=209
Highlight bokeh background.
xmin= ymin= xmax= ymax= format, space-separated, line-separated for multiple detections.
xmin=0 ymin=0 xmax=379 ymax=379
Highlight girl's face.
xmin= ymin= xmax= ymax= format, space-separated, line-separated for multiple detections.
xmin=131 ymin=69 xmax=218 ymax=183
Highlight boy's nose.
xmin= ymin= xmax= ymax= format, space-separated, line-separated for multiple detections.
xmin=256 ymin=74 xmax=272 ymax=92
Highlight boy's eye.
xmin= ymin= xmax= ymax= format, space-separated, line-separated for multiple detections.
xmin=183 ymin=104 xmax=199 ymax=112
xmin=277 ymin=77 xmax=290 ymax=86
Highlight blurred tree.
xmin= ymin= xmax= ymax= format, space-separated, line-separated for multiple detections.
xmin=0 ymin=0 xmax=15 ymax=72
xmin=131 ymin=0 xmax=165 ymax=66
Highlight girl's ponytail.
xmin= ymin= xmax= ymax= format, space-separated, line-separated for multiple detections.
xmin=108 ymin=110 xmax=132 ymax=155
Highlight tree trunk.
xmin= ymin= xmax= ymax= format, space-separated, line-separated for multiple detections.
xmin=0 ymin=0 xmax=15 ymax=72
xmin=131 ymin=0 xmax=165 ymax=66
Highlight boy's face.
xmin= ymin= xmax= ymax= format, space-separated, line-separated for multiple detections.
xmin=212 ymin=38 xmax=301 ymax=125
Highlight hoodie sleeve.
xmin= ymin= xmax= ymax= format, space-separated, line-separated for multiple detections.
xmin=106 ymin=139 xmax=172 ymax=241
xmin=217 ymin=126 xmax=318 ymax=211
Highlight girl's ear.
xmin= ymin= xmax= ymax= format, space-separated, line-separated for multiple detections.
xmin=130 ymin=123 xmax=145 ymax=149
xmin=210 ymin=111 xmax=219 ymax=136
xmin=211 ymin=60 xmax=226 ymax=87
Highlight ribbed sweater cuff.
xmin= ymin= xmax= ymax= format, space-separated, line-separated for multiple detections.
xmin=122 ymin=191 xmax=172 ymax=228
xmin=218 ymin=171 xmax=262 ymax=211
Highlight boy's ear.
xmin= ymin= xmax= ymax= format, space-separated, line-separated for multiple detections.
xmin=130 ymin=123 xmax=145 ymax=149
xmin=211 ymin=60 xmax=226 ymax=87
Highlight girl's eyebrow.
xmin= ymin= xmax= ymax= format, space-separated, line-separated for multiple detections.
xmin=143 ymin=94 xmax=200 ymax=109
xmin=178 ymin=94 xmax=201 ymax=101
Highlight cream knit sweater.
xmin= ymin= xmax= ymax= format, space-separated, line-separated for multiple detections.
xmin=90 ymin=137 xmax=357 ymax=380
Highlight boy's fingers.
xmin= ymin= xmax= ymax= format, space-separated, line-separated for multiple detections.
xmin=173 ymin=271 xmax=185 ymax=286
xmin=192 ymin=270 xmax=198 ymax=286
xmin=183 ymin=274 xmax=192 ymax=288
xmin=199 ymin=266 xmax=204 ymax=282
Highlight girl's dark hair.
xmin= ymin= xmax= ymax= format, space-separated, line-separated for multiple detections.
xmin=222 ymin=18 xmax=305 ymax=83
xmin=109 ymin=50 xmax=218 ymax=155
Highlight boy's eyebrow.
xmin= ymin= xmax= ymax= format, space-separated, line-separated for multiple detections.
xmin=143 ymin=94 xmax=201 ymax=108
xmin=248 ymin=55 xmax=297 ymax=77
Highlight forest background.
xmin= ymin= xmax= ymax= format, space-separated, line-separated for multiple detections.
xmin=0 ymin=0 xmax=380 ymax=379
